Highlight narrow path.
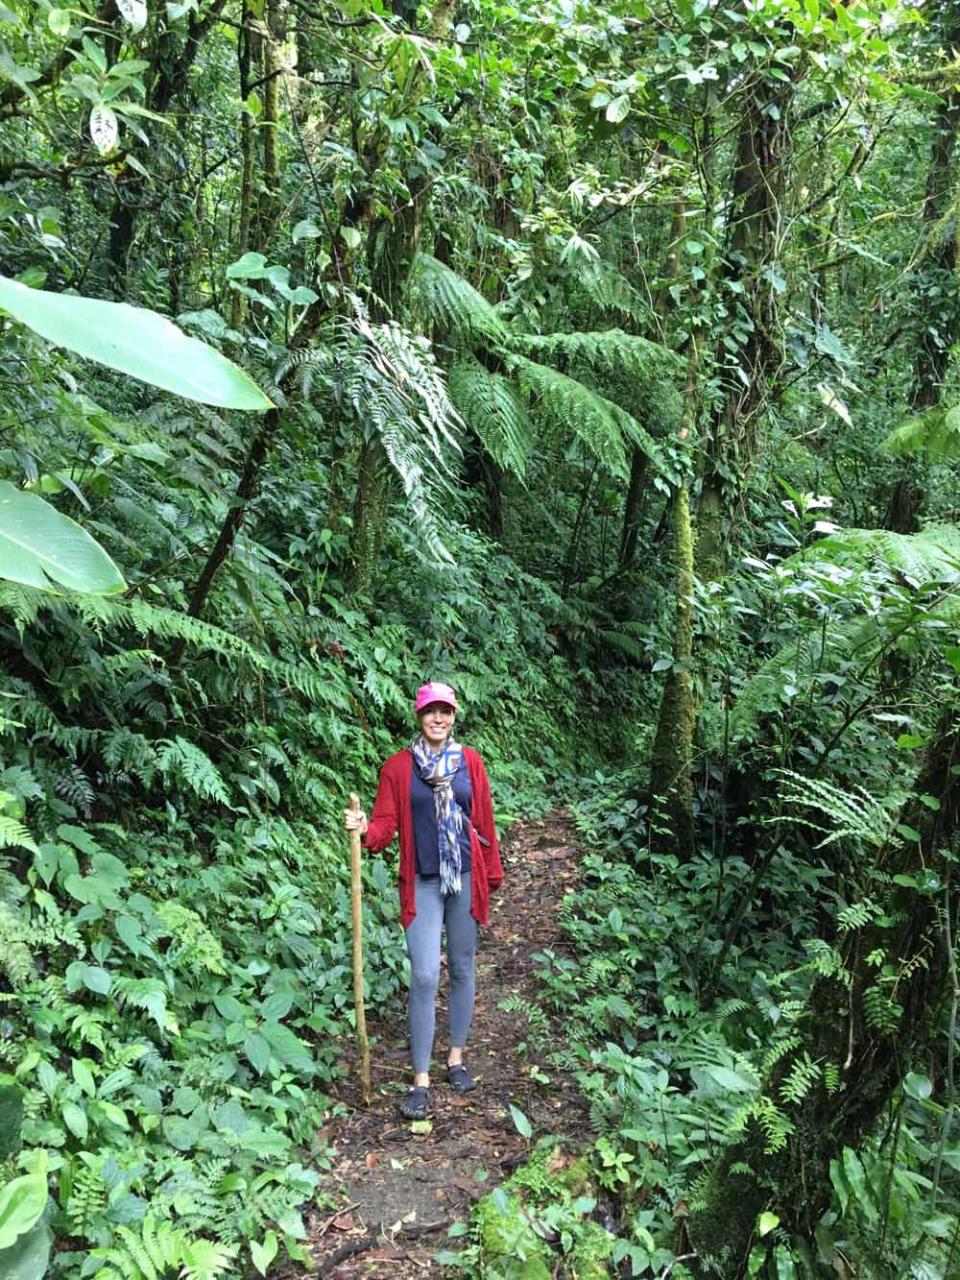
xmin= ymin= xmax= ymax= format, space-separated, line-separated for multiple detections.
xmin=307 ymin=812 xmax=591 ymax=1277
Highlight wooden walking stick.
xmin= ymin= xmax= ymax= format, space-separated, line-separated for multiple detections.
xmin=348 ymin=793 xmax=372 ymax=1106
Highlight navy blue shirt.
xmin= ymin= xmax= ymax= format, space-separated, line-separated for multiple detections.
xmin=411 ymin=762 xmax=472 ymax=878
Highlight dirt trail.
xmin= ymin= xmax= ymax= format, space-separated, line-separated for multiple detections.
xmin=307 ymin=813 xmax=591 ymax=1277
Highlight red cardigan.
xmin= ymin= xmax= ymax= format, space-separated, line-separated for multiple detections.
xmin=362 ymin=747 xmax=504 ymax=927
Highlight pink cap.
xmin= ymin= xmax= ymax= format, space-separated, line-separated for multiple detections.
xmin=414 ymin=681 xmax=458 ymax=714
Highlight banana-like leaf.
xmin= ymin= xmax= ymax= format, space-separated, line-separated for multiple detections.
xmin=0 ymin=277 xmax=272 ymax=411
xmin=0 ymin=480 xmax=125 ymax=593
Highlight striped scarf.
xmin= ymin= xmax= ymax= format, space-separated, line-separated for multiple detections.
xmin=410 ymin=735 xmax=464 ymax=896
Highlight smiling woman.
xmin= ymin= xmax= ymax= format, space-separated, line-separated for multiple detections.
xmin=343 ymin=681 xmax=504 ymax=1120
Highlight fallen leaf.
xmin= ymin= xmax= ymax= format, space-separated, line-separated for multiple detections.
xmin=332 ymin=1213 xmax=355 ymax=1232
xmin=365 ymin=1152 xmax=380 ymax=1169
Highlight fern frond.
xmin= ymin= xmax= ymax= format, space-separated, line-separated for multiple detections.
xmin=573 ymin=259 xmax=651 ymax=323
xmin=179 ymin=1239 xmax=238 ymax=1280
xmin=771 ymin=770 xmax=894 ymax=850
xmin=798 ymin=524 xmax=960 ymax=587
xmin=412 ymin=254 xmax=508 ymax=345
xmin=506 ymin=352 xmax=659 ymax=478
xmin=155 ymin=737 xmax=231 ymax=806
xmin=882 ymin=403 xmax=960 ymax=461
xmin=517 ymin=328 xmax=679 ymax=383
xmin=0 ymin=815 xmax=38 ymax=852
xmin=448 ymin=357 xmax=533 ymax=478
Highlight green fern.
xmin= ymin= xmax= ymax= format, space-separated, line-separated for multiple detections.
xmin=779 ymin=1052 xmax=822 ymax=1105
xmin=448 ymin=357 xmax=533 ymax=478
xmin=516 ymin=328 xmax=679 ymax=383
xmin=506 ymin=352 xmax=657 ymax=478
xmin=882 ymin=403 xmax=960 ymax=460
xmin=0 ymin=902 xmax=33 ymax=985
xmin=0 ymin=814 xmax=37 ymax=852
xmin=66 ymin=1154 xmax=108 ymax=1239
xmin=155 ymin=902 xmax=226 ymax=974
xmin=412 ymin=253 xmax=509 ymax=345
xmin=155 ymin=738 xmax=231 ymax=806
xmin=726 ymin=1094 xmax=794 ymax=1153
xmin=769 ymin=770 xmax=894 ymax=850
xmin=862 ymin=983 xmax=903 ymax=1035
xmin=112 ymin=977 xmax=174 ymax=1035
xmin=800 ymin=524 xmax=960 ymax=587
xmin=91 ymin=1214 xmax=236 ymax=1280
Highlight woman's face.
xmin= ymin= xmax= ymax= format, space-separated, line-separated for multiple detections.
xmin=418 ymin=701 xmax=456 ymax=750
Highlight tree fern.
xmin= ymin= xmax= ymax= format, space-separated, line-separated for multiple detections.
xmin=516 ymin=328 xmax=679 ymax=383
xmin=412 ymin=253 xmax=509 ymax=345
xmin=572 ymin=257 xmax=651 ymax=324
xmin=882 ymin=403 xmax=960 ymax=460
xmin=448 ymin=356 xmax=534 ymax=477
xmin=800 ymin=524 xmax=960 ymax=587
xmin=506 ymin=352 xmax=659 ymax=478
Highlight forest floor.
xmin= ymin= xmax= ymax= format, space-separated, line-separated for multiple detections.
xmin=305 ymin=812 xmax=592 ymax=1278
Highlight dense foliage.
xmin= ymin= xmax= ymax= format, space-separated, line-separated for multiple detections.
xmin=4 ymin=0 xmax=960 ymax=1274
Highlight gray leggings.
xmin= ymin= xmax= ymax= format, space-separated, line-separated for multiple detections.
xmin=404 ymin=873 xmax=478 ymax=1074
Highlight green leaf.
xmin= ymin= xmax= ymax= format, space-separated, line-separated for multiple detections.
xmin=341 ymin=226 xmax=362 ymax=250
xmin=0 ymin=1173 xmax=47 ymax=1250
xmin=0 ymin=1222 xmax=53 ymax=1280
xmin=605 ymin=93 xmax=630 ymax=123
xmin=226 ymin=251 xmax=269 ymax=280
xmin=60 ymin=1101 xmax=87 ymax=1141
xmin=0 ymin=276 xmax=273 ymax=411
xmin=904 ymin=1072 xmax=933 ymax=1101
xmin=244 ymin=1033 xmax=271 ymax=1075
xmin=292 ymin=219 xmax=320 ymax=242
xmin=0 ymin=481 xmax=125 ymax=594
xmin=508 ymin=1102 xmax=532 ymax=1138
xmin=757 ymin=1211 xmax=779 ymax=1238
xmin=251 ymin=1231 xmax=279 ymax=1276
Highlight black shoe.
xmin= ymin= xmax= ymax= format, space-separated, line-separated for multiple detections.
xmin=399 ymin=1086 xmax=430 ymax=1119
xmin=447 ymin=1064 xmax=476 ymax=1093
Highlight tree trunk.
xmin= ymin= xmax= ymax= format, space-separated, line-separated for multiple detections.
xmin=619 ymin=203 xmax=684 ymax=570
xmin=697 ymin=75 xmax=797 ymax=581
xmin=689 ymin=702 xmax=960 ymax=1272
xmin=885 ymin=2 xmax=960 ymax=531
xmin=648 ymin=342 xmax=700 ymax=859
xmin=230 ymin=2 xmax=257 ymax=330
xmin=347 ymin=438 xmax=389 ymax=594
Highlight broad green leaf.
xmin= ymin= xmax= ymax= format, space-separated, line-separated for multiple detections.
xmin=0 ymin=481 xmax=125 ymax=594
xmin=508 ymin=1102 xmax=532 ymax=1138
xmin=757 ymin=1211 xmax=779 ymax=1237
xmin=244 ymin=1032 xmax=271 ymax=1075
xmin=605 ymin=93 xmax=630 ymax=123
xmin=251 ymin=1231 xmax=278 ymax=1276
xmin=0 ymin=276 xmax=273 ymax=410
xmin=60 ymin=1101 xmax=88 ymax=1141
xmin=0 ymin=1222 xmax=52 ymax=1280
xmin=904 ymin=1072 xmax=933 ymax=1101
xmin=0 ymin=1173 xmax=47 ymax=1250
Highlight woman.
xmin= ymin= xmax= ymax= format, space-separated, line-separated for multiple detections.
xmin=344 ymin=681 xmax=503 ymax=1119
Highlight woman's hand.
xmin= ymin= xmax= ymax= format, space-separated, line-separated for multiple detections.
xmin=344 ymin=807 xmax=369 ymax=835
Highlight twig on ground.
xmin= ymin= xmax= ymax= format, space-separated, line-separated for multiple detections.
xmin=315 ymin=1202 xmax=360 ymax=1240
